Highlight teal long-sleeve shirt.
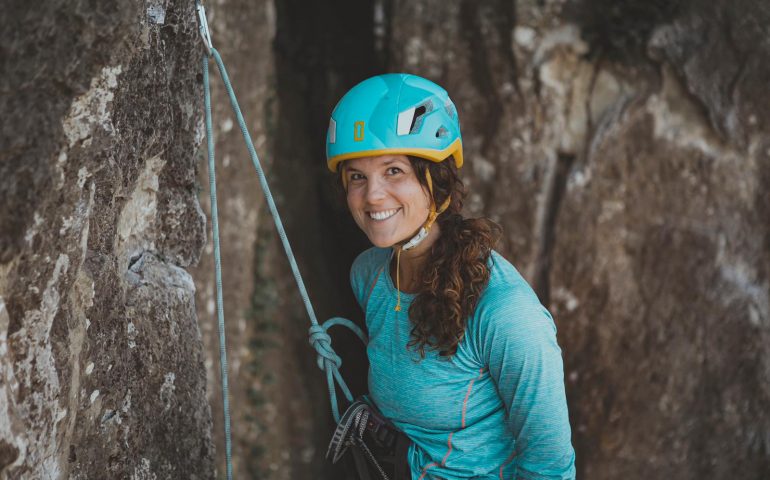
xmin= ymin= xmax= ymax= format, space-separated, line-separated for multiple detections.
xmin=350 ymin=247 xmax=576 ymax=480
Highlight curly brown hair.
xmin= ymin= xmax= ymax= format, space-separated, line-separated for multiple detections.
xmin=405 ymin=156 xmax=501 ymax=358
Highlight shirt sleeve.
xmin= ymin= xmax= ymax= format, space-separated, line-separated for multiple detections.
xmin=474 ymin=285 xmax=576 ymax=479
xmin=349 ymin=247 xmax=388 ymax=311
xmin=350 ymin=251 xmax=368 ymax=310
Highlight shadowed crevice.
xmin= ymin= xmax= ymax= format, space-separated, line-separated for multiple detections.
xmin=497 ymin=0 xmax=522 ymax=98
xmin=530 ymin=152 xmax=575 ymax=305
xmin=272 ymin=1 xmax=380 ymax=478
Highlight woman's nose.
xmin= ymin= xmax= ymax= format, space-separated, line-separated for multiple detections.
xmin=364 ymin=178 xmax=387 ymax=203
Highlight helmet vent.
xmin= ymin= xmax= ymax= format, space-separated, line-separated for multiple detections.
xmin=409 ymin=105 xmax=427 ymax=133
xmin=397 ymin=100 xmax=434 ymax=136
xmin=435 ymin=126 xmax=449 ymax=138
xmin=444 ymin=101 xmax=456 ymax=119
xmin=328 ymin=118 xmax=337 ymax=144
xmin=408 ymin=100 xmax=433 ymax=134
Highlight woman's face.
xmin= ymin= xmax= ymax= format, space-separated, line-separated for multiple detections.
xmin=343 ymin=155 xmax=432 ymax=248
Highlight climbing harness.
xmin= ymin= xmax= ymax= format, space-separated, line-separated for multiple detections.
xmin=196 ymin=2 xmax=374 ymax=479
xmin=327 ymin=398 xmax=409 ymax=480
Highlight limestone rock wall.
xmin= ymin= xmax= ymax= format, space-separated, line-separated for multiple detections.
xmin=550 ymin=3 xmax=770 ymax=477
xmin=1 ymin=1 xmax=214 ymax=478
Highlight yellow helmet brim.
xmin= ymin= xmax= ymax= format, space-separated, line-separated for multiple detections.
xmin=328 ymin=138 xmax=463 ymax=172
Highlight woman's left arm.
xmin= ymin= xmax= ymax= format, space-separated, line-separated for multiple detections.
xmin=476 ymin=286 xmax=576 ymax=479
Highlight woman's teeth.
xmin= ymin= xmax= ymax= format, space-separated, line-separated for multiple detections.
xmin=369 ymin=208 xmax=399 ymax=221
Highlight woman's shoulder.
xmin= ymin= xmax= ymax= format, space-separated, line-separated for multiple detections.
xmin=351 ymin=246 xmax=391 ymax=272
xmin=350 ymin=246 xmax=390 ymax=285
xmin=350 ymin=247 xmax=391 ymax=308
xmin=484 ymin=250 xmax=534 ymax=296
xmin=473 ymin=250 xmax=555 ymax=333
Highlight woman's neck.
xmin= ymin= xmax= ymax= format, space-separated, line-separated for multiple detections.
xmin=390 ymin=223 xmax=441 ymax=293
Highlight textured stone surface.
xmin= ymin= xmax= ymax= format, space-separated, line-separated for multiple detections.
xmin=551 ymin=2 xmax=770 ymax=478
xmin=0 ymin=1 xmax=213 ymax=478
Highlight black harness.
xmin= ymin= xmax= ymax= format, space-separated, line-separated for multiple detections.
xmin=327 ymin=398 xmax=411 ymax=480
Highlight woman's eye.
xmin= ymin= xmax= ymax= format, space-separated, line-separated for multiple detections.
xmin=386 ymin=167 xmax=403 ymax=175
xmin=349 ymin=173 xmax=364 ymax=182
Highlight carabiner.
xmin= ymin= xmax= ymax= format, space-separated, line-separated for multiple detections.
xmin=196 ymin=0 xmax=213 ymax=56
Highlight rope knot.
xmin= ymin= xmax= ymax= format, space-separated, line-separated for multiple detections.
xmin=308 ymin=325 xmax=342 ymax=371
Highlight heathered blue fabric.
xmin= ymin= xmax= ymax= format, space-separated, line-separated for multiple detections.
xmin=350 ymin=247 xmax=576 ymax=480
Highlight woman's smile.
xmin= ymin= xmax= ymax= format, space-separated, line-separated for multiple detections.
xmin=368 ymin=208 xmax=402 ymax=222
xmin=344 ymin=155 xmax=431 ymax=248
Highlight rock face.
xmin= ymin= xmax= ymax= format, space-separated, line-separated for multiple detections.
xmin=1 ymin=1 xmax=213 ymax=478
xmin=550 ymin=3 xmax=770 ymax=477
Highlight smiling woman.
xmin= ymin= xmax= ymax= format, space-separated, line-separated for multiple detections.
xmin=343 ymin=156 xmax=433 ymax=252
xmin=326 ymin=74 xmax=576 ymax=480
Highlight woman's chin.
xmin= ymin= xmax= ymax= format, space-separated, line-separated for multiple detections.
xmin=365 ymin=232 xmax=400 ymax=249
xmin=368 ymin=237 xmax=396 ymax=248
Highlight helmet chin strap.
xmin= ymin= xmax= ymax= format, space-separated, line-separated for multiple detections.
xmin=400 ymin=195 xmax=451 ymax=251
xmin=400 ymin=169 xmax=451 ymax=251
xmin=393 ymin=169 xmax=451 ymax=311
xmin=400 ymin=227 xmax=429 ymax=251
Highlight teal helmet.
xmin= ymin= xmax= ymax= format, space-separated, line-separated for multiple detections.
xmin=326 ymin=73 xmax=463 ymax=172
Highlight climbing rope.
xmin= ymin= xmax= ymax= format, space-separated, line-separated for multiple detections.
xmin=201 ymin=35 xmax=233 ymax=480
xmin=197 ymin=2 xmax=367 ymax=476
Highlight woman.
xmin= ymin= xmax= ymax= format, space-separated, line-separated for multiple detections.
xmin=326 ymin=74 xmax=576 ymax=480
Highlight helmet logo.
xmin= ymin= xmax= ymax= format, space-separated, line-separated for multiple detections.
xmin=354 ymin=121 xmax=365 ymax=142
